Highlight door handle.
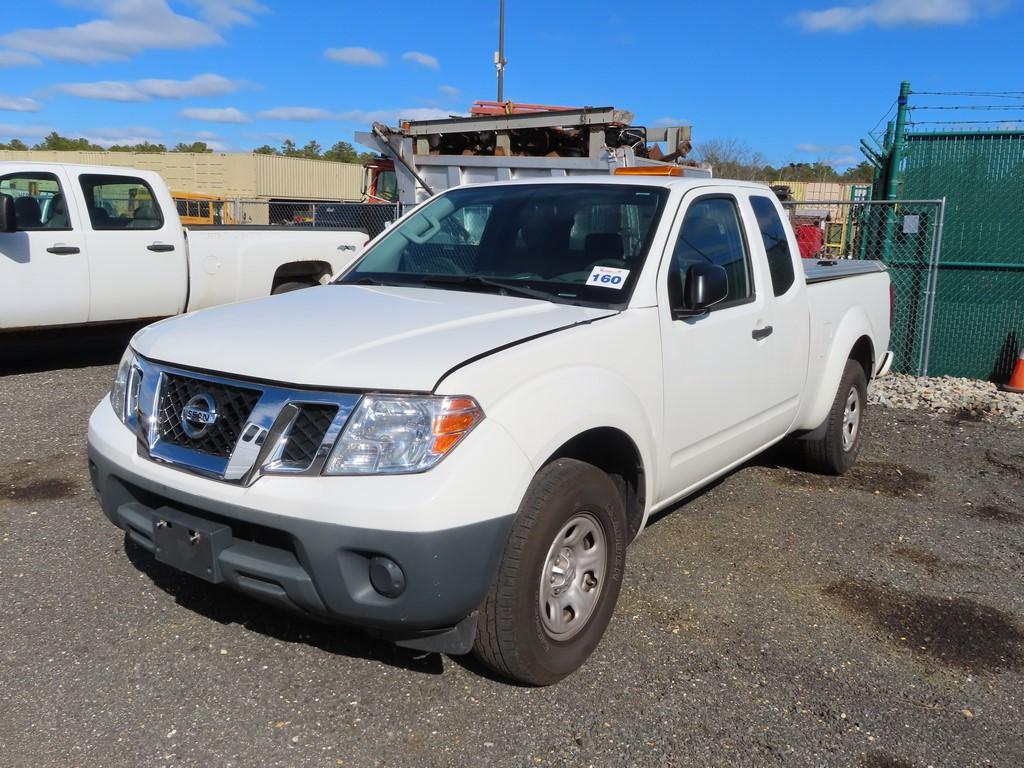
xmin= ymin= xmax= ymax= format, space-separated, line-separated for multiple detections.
xmin=46 ymin=245 xmax=80 ymax=255
xmin=147 ymin=243 xmax=175 ymax=252
xmin=751 ymin=325 xmax=774 ymax=340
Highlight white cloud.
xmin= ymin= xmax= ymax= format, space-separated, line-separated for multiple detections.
xmin=653 ymin=116 xmax=690 ymax=127
xmin=439 ymin=85 xmax=461 ymax=98
xmin=0 ymin=95 xmax=41 ymax=113
xmin=324 ymin=47 xmax=387 ymax=66
xmin=51 ymin=74 xmax=245 ymax=103
xmin=0 ymin=0 xmax=260 ymax=63
xmin=0 ymin=122 xmax=54 ymax=139
xmin=189 ymin=0 xmax=268 ymax=26
xmin=257 ymin=105 xmax=456 ymax=124
xmin=797 ymin=0 xmax=998 ymax=32
xmin=181 ymin=106 xmax=249 ymax=123
xmin=258 ymin=106 xmax=336 ymax=121
xmin=796 ymin=142 xmax=856 ymax=155
xmin=402 ymin=51 xmax=440 ymax=70
xmin=0 ymin=50 xmax=40 ymax=67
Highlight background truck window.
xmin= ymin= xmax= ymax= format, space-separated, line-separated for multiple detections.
xmin=0 ymin=172 xmax=71 ymax=231
xmin=750 ymin=195 xmax=796 ymax=296
xmin=671 ymin=197 xmax=753 ymax=306
xmin=79 ymin=174 xmax=164 ymax=231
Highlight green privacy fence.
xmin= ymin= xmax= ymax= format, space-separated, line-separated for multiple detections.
xmin=899 ymin=131 xmax=1024 ymax=380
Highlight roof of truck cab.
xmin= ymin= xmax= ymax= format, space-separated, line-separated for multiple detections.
xmin=461 ymin=175 xmax=772 ymax=192
xmin=0 ymin=160 xmax=165 ymax=177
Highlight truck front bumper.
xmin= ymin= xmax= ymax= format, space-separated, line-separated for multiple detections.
xmin=87 ymin=400 xmax=532 ymax=653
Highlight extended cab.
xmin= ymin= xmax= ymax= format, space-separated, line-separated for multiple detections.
xmin=87 ymin=175 xmax=893 ymax=685
xmin=0 ymin=162 xmax=366 ymax=331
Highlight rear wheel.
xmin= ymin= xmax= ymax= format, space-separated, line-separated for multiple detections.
xmin=474 ymin=458 xmax=627 ymax=686
xmin=803 ymin=358 xmax=868 ymax=475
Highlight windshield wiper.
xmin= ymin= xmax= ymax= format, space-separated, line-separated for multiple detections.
xmin=420 ymin=275 xmax=556 ymax=302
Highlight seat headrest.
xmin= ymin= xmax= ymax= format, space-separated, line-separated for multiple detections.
xmin=584 ymin=232 xmax=624 ymax=261
xmin=14 ymin=196 xmax=42 ymax=227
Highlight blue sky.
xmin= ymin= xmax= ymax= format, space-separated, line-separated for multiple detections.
xmin=1 ymin=0 xmax=1022 ymax=168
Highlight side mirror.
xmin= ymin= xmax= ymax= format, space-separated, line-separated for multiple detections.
xmin=676 ymin=262 xmax=728 ymax=317
xmin=0 ymin=194 xmax=15 ymax=233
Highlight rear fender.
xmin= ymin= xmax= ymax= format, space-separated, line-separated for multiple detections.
xmin=796 ymin=306 xmax=876 ymax=433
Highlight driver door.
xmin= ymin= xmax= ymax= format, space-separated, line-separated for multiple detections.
xmin=657 ymin=192 xmax=778 ymax=499
xmin=0 ymin=168 xmax=89 ymax=329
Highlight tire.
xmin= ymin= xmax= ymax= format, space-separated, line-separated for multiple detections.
xmin=272 ymin=280 xmax=317 ymax=295
xmin=803 ymin=359 xmax=868 ymax=475
xmin=474 ymin=458 xmax=627 ymax=686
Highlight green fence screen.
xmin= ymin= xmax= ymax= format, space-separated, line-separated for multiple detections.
xmin=900 ymin=131 xmax=1024 ymax=380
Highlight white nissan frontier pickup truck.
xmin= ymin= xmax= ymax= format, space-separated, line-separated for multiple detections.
xmin=88 ymin=173 xmax=893 ymax=685
xmin=0 ymin=161 xmax=365 ymax=332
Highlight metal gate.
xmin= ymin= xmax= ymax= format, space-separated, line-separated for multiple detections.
xmin=783 ymin=198 xmax=946 ymax=376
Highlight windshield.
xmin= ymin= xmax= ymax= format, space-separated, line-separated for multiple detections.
xmin=338 ymin=183 xmax=669 ymax=307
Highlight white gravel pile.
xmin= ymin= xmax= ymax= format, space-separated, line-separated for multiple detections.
xmin=869 ymin=373 xmax=1024 ymax=424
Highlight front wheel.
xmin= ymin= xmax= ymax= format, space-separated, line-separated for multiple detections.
xmin=802 ymin=358 xmax=868 ymax=475
xmin=474 ymin=459 xmax=627 ymax=686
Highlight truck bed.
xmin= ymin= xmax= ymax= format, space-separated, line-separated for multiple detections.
xmin=803 ymin=259 xmax=886 ymax=284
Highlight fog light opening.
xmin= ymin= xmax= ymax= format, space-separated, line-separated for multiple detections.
xmin=369 ymin=556 xmax=406 ymax=598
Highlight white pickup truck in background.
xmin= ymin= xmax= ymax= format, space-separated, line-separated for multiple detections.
xmin=88 ymin=173 xmax=892 ymax=686
xmin=0 ymin=162 xmax=367 ymax=331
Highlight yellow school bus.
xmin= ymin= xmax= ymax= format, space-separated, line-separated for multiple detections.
xmin=173 ymin=192 xmax=234 ymax=226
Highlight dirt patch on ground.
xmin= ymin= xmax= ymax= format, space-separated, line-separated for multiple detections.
xmin=967 ymin=503 xmax=1023 ymax=526
xmin=822 ymin=579 xmax=1023 ymax=673
xmin=861 ymin=753 xmax=917 ymax=768
xmin=771 ymin=461 xmax=932 ymax=499
xmin=985 ymin=449 xmax=1024 ymax=479
xmin=0 ymin=458 xmax=81 ymax=504
xmin=891 ymin=545 xmax=967 ymax=575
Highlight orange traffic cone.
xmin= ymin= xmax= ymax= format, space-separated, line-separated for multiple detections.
xmin=1003 ymin=344 xmax=1024 ymax=394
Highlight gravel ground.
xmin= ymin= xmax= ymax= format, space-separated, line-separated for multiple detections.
xmin=870 ymin=373 xmax=1024 ymax=424
xmin=1 ymin=329 xmax=1023 ymax=768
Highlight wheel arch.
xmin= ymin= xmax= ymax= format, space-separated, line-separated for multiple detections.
xmin=543 ymin=427 xmax=647 ymax=541
xmin=271 ymin=259 xmax=333 ymax=291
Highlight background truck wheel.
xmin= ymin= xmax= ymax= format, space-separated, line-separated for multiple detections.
xmin=803 ymin=358 xmax=868 ymax=475
xmin=474 ymin=458 xmax=627 ymax=686
xmin=271 ymin=280 xmax=317 ymax=295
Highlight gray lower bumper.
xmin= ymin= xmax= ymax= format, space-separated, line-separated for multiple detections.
xmin=88 ymin=446 xmax=513 ymax=654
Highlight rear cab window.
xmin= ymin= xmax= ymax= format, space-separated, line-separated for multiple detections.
xmin=749 ymin=195 xmax=796 ymax=296
xmin=79 ymin=174 xmax=164 ymax=230
xmin=0 ymin=171 xmax=72 ymax=231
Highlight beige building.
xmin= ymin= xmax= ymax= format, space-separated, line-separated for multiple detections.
xmin=0 ymin=150 xmax=364 ymax=202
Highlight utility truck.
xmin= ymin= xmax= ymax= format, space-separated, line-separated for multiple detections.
xmin=358 ymin=103 xmax=710 ymax=208
xmin=0 ymin=162 xmax=366 ymax=331
xmin=88 ymin=171 xmax=893 ymax=686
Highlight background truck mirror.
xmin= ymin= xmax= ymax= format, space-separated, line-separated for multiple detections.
xmin=0 ymin=194 xmax=15 ymax=233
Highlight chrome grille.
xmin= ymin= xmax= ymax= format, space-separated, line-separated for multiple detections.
xmin=157 ymin=373 xmax=262 ymax=457
xmin=278 ymin=404 xmax=338 ymax=470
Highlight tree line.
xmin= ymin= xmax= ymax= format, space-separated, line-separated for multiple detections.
xmin=0 ymin=131 xmax=376 ymax=164
xmin=694 ymin=138 xmax=874 ymax=183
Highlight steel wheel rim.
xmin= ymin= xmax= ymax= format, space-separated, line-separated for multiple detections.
xmin=842 ymin=386 xmax=861 ymax=452
xmin=538 ymin=511 xmax=607 ymax=641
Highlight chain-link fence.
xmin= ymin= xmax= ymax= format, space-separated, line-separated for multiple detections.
xmin=225 ymin=200 xmax=404 ymax=238
xmin=783 ymin=199 xmax=945 ymax=376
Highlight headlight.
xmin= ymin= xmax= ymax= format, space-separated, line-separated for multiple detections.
xmin=109 ymin=347 xmax=138 ymax=424
xmin=324 ymin=395 xmax=483 ymax=475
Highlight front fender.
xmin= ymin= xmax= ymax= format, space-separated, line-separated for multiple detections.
xmin=480 ymin=364 xmax=660 ymax=526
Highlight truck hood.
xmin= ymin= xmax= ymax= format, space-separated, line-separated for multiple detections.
xmin=133 ymin=284 xmax=616 ymax=391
